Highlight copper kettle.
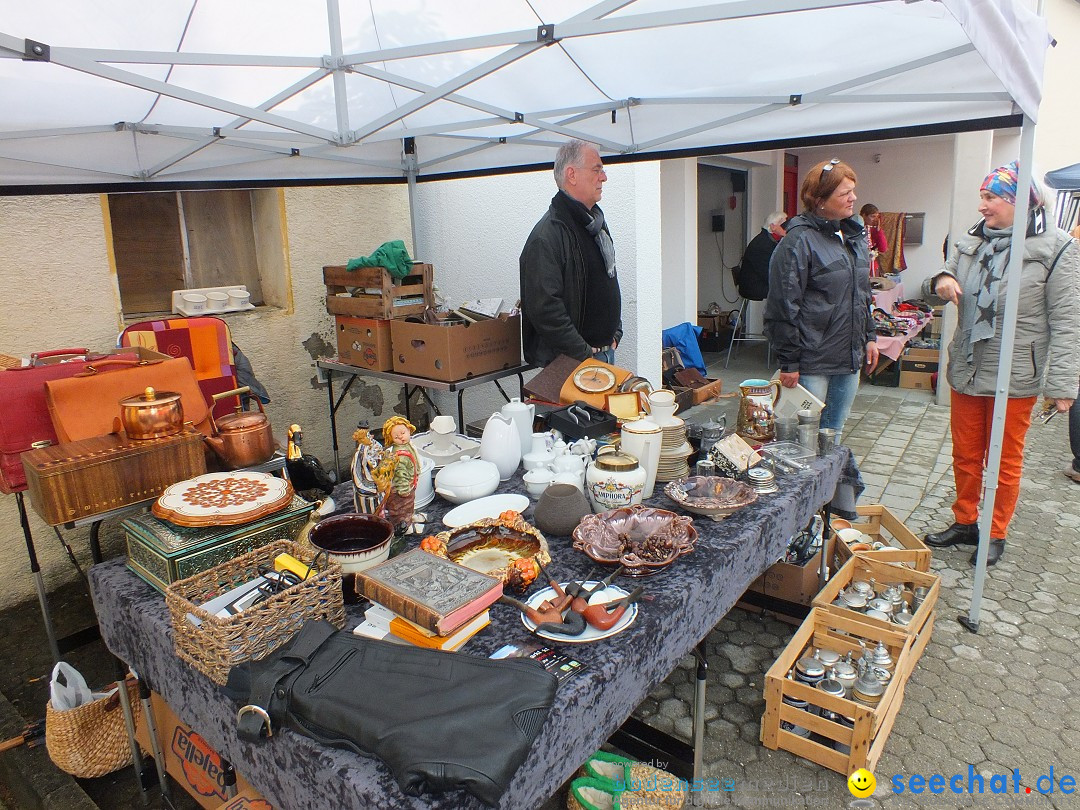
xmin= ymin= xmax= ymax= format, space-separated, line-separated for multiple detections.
xmin=204 ymin=386 xmax=275 ymax=469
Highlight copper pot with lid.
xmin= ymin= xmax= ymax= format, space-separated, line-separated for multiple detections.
xmin=204 ymin=386 xmax=276 ymax=469
xmin=119 ymin=387 xmax=185 ymax=440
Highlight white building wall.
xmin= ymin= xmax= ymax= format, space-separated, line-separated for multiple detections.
xmin=0 ymin=185 xmax=411 ymax=606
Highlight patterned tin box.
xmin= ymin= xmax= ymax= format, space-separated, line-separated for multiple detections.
xmin=124 ymin=494 xmax=316 ymax=593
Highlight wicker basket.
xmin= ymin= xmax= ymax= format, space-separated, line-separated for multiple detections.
xmin=45 ymin=680 xmax=141 ymax=779
xmin=165 ymin=539 xmax=345 ymax=685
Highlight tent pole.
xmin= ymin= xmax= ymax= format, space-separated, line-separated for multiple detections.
xmin=960 ymin=116 xmax=1036 ymax=634
xmin=404 ymin=138 xmax=420 ymax=259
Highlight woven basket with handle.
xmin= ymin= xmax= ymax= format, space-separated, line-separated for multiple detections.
xmin=45 ymin=679 xmax=141 ymax=779
xmin=165 ymin=539 xmax=345 ymax=685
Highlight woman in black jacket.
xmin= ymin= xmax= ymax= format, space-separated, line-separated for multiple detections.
xmin=765 ymin=158 xmax=879 ymax=434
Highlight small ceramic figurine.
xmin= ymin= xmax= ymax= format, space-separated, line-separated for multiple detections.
xmin=377 ymin=416 xmax=421 ymax=534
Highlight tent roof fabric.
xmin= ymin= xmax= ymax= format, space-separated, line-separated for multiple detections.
xmin=0 ymin=0 xmax=1048 ymax=192
xmin=1045 ymin=163 xmax=1080 ymax=191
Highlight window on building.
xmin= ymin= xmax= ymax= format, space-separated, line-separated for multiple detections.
xmin=106 ymin=188 xmax=288 ymax=318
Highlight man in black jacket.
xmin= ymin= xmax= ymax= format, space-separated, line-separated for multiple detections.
xmin=519 ymin=139 xmax=622 ymax=367
xmin=737 ymin=212 xmax=787 ymax=300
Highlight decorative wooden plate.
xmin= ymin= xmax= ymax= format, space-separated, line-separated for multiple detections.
xmin=152 ymin=471 xmax=294 ymax=527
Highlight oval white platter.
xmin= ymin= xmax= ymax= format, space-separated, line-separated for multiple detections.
xmin=441 ymin=493 xmax=530 ymax=528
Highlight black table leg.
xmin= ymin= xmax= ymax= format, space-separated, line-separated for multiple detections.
xmin=16 ymin=492 xmax=60 ymax=663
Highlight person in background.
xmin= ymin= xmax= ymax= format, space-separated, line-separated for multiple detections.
xmin=736 ymin=211 xmax=787 ymax=301
xmin=922 ymin=162 xmax=1079 ymax=566
xmin=860 ymin=203 xmax=888 ymax=276
xmin=765 ymin=158 xmax=879 ymax=435
xmin=1067 ymin=385 xmax=1080 ymax=484
xmin=519 ymin=139 xmax=622 ymax=366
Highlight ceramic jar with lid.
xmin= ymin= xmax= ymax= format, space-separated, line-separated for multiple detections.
xmin=585 ymin=450 xmax=646 ymax=513
xmin=832 ymin=653 xmax=858 ymax=696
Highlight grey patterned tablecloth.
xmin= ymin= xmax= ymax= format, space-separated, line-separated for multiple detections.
xmin=89 ymin=448 xmax=857 ymax=810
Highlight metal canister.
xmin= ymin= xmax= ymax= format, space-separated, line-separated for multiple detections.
xmin=832 ymin=655 xmax=858 ymax=697
xmin=871 ymin=641 xmax=895 ymax=673
xmin=814 ymin=648 xmax=841 ymax=668
xmin=793 ymin=656 xmax=825 ymax=687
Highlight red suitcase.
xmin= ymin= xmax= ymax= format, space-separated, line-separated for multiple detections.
xmin=0 ymin=349 xmax=136 ymax=494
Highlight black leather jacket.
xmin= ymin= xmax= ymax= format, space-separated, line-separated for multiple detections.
xmin=764 ymin=212 xmax=875 ymax=375
xmin=519 ymin=192 xmax=623 ymax=366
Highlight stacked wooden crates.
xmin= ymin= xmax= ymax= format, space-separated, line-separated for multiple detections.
xmin=325 ymin=264 xmax=433 ymax=371
xmin=760 ymin=508 xmax=938 ymax=775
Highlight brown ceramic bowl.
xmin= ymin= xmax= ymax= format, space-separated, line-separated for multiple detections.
xmin=572 ymin=504 xmax=697 ymax=576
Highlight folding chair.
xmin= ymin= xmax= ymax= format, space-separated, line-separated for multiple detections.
xmin=120 ymin=317 xmax=240 ymax=418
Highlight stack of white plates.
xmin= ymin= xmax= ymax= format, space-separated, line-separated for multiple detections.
xmin=655 ymin=418 xmax=692 ymax=482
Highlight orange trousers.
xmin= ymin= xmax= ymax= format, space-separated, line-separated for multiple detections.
xmin=950 ymin=390 xmax=1036 ymax=539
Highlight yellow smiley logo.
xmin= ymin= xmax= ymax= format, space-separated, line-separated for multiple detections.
xmin=848 ymin=768 xmax=876 ymax=797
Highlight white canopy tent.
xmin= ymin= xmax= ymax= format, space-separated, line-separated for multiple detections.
xmin=0 ymin=0 xmax=1052 ymax=632
xmin=0 ymin=0 xmax=1047 ymax=191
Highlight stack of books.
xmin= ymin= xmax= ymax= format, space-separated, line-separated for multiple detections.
xmin=356 ymin=603 xmax=490 ymax=651
xmin=353 ymin=549 xmax=503 ymax=652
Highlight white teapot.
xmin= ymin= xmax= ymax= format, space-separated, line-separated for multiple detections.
xmin=479 ymin=412 xmax=520 ymax=480
xmin=499 ymin=397 xmax=535 ymax=453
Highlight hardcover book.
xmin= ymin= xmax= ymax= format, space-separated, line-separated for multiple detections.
xmin=355 ymin=548 xmax=503 ymax=635
xmin=360 ymin=604 xmax=491 ymax=651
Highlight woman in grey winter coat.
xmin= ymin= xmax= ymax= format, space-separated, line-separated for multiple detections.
xmin=923 ymin=162 xmax=1079 ymax=566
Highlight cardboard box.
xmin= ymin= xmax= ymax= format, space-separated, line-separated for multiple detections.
xmin=898 ymin=347 xmax=938 ymax=390
xmin=746 ymin=535 xmax=835 ymax=607
xmin=335 ymin=315 xmax=392 ymax=370
xmin=390 ymin=315 xmax=521 ymax=381
xmin=135 ymin=692 xmax=262 ymax=809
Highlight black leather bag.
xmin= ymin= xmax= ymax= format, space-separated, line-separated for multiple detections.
xmin=225 ymin=620 xmax=558 ymax=807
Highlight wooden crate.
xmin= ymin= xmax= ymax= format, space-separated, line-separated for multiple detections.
xmin=813 ymin=555 xmax=938 ymax=660
xmin=833 ymin=504 xmax=932 ymax=572
xmin=324 ymin=263 xmax=433 ymax=319
xmin=761 ymin=607 xmax=915 ymax=775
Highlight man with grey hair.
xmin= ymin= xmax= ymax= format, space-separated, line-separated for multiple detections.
xmin=519 ymin=139 xmax=622 ymax=367
xmin=736 ymin=211 xmax=787 ymax=301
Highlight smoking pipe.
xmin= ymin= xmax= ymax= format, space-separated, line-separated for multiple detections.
xmin=535 ymin=562 xmax=574 ymax=612
xmin=581 ymin=585 xmax=643 ymax=631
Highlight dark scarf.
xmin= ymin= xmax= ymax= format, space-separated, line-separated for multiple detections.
xmin=583 ymin=206 xmax=616 ymax=277
xmin=557 ymin=191 xmax=616 ymax=277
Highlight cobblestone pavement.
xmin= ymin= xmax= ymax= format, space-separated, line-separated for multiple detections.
xmin=633 ymin=372 xmax=1079 ymax=809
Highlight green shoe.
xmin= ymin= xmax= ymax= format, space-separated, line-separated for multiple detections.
xmin=567 ymin=777 xmax=622 ymax=810
xmin=579 ymin=750 xmax=686 ymax=809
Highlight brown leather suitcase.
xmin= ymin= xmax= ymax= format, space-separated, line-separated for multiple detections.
xmin=21 ymin=427 xmax=206 ymax=525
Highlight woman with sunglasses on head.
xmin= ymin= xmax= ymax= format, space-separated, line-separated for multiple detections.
xmin=765 ymin=158 xmax=879 ymax=436
xmin=922 ymin=162 xmax=1078 ymax=566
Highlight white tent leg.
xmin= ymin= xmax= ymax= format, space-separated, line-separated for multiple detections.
xmin=405 ymin=139 xmax=420 ymax=259
xmin=961 ymin=115 xmax=1036 ymax=633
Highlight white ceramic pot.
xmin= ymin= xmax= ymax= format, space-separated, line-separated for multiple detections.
xmin=434 ymin=456 xmax=500 ymax=504
xmin=499 ymin=397 xmax=535 ymax=454
xmin=414 ymin=455 xmax=436 ymax=505
xmin=181 ymin=292 xmax=208 ymax=313
xmin=479 ymin=412 xmax=520 ymax=480
xmin=522 ymin=467 xmax=554 ymax=498
xmin=585 ymin=451 xmax=646 ymax=512
xmin=205 ymin=291 xmax=229 ymax=312
xmin=227 ymin=289 xmax=251 ymax=308
xmin=621 ymin=418 xmax=663 ymax=498
xmin=308 ymin=513 xmax=394 ymax=574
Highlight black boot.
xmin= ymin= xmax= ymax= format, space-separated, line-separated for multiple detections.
xmin=970 ymin=539 xmax=1005 ymax=566
xmin=924 ymin=522 xmax=979 ymax=548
